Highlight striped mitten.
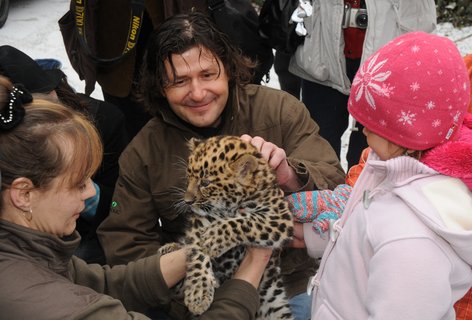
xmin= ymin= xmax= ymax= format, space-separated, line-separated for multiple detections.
xmin=286 ymin=184 xmax=352 ymax=234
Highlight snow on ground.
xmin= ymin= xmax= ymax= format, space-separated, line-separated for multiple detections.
xmin=1 ymin=0 xmax=472 ymax=168
xmin=0 ymin=0 xmax=91 ymax=95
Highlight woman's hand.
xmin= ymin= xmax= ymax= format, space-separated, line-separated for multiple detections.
xmin=234 ymin=246 xmax=273 ymax=289
xmin=159 ymin=249 xmax=187 ymax=288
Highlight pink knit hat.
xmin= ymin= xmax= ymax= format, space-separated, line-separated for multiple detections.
xmin=348 ymin=32 xmax=471 ymax=150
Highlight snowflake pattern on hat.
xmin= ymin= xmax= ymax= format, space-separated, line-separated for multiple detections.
xmin=348 ymin=32 xmax=470 ymax=151
xmin=398 ymin=110 xmax=416 ymax=126
xmin=352 ymin=53 xmax=394 ymax=110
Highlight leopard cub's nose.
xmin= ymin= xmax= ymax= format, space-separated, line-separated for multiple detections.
xmin=184 ymin=193 xmax=195 ymax=205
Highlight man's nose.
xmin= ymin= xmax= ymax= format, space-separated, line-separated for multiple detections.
xmin=189 ymin=79 xmax=205 ymax=101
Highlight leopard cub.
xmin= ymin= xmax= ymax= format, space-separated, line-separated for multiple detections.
xmin=159 ymin=135 xmax=294 ymax=319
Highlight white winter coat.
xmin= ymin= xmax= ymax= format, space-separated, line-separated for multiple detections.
xmin=304 ymin=152 xmax=472 ymax=319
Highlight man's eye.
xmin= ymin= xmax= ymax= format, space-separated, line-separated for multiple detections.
xmin=174 ymin=79 xmax=187 ymax=86
xmin=168 ymin=78 xmax=188 ymax=88
xmin=202 ymin=72 xmax=217 ymax=80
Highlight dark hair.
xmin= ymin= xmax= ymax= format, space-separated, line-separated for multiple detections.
xmin=0 ymin=76 xmax=102 ymax=210
xmin=139 ymin=11 xmax=255 ymax=116
xmin=54 ymin=75 xmax=90 ymax=115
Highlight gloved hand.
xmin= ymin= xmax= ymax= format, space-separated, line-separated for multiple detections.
xmin=286 ymin=184 xmax=352 ymax=234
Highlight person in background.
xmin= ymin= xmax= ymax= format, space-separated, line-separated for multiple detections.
xmin=97 ymin=11 xmax=345 ymax=320
xmin=289 ymin=0 xmax=437 ymax=169
xmin=0 ymin=45 xmax=129 ymax=264
xmin=291 ymin=32 xmax=472 ymax=319
xmin=0 ymin=75 xmax=275 ymax=319
xmin=274 ymin=50 xmax=301 ymax=99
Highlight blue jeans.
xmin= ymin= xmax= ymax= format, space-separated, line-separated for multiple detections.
xmin=289 ymin=292 xmax=312 ymax=320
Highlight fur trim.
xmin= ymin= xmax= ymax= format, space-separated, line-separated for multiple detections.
xmin=464 ymin=54 xmax=472 ymax=113
xmin=421 ymin=114 xmax=472 ymax=190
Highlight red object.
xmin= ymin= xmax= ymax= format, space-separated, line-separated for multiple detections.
xmin=455 ymin=288 xmax=472 ymax=320
xmin=343 ymin=0 xmax=366 ymax=59
xmin=345 ymin=147 xmax=370 ymax=186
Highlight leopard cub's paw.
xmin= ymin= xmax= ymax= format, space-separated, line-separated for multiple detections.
xmin=157 ymin=242 xmax=182 ymax=255
xmin=185 ymin=277 xmax=216 ymax=315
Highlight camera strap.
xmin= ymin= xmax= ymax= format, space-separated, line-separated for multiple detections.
xmin=72 ymin=0 xmax=145 ymax=65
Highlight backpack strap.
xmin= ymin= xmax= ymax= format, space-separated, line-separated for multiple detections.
xmin=72 ymin=0 xmax=145 ymax=65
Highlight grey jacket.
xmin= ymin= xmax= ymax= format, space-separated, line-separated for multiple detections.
xmin=289 ymin=0 xmax=437 ymax=94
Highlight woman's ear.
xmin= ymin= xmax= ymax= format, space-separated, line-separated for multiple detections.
xmin=9 ymin=177 xmax=34 ymax=210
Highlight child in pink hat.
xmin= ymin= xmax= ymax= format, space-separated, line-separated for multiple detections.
xmin=290 ymin=31 xmax=472 ymax=320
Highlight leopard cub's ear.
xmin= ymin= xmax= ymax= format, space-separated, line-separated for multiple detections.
xmin=230 ymin=154 xmax=258 ymax=181
xmin=188 ymin=137 xmax=203 ymax=152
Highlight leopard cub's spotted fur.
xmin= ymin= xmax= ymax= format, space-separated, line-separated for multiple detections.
xmin=159 ymin=135 xmax=294 ymax=319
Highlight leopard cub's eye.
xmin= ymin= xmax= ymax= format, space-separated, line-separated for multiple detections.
xmin=200 ymin=179 xmax=211 ymax=188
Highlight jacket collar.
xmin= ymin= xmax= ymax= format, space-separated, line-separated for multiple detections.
xmin=0 ymin=219 xmax=80 ymax=276
xmin=367 ymin=151 xmax=438 ymax=186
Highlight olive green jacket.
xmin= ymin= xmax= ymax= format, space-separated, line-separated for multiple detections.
xmin=97 ymin=85 xmax=345 ymax=301
xmin=0 ymin=219 xmax=260 ymax=320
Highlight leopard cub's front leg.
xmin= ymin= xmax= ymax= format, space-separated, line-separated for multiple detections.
xmin=184 ymin=245 xmax=218 ymax=315
xmin=199 ymin=219 xmax=245 ymax=258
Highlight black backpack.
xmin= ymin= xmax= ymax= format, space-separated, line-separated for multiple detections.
xmin=259 ymin=0 xmax=305 ymax=54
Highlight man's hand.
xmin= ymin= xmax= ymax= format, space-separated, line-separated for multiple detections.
xmin=240 ymin=134 xmax=301 ymax=192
